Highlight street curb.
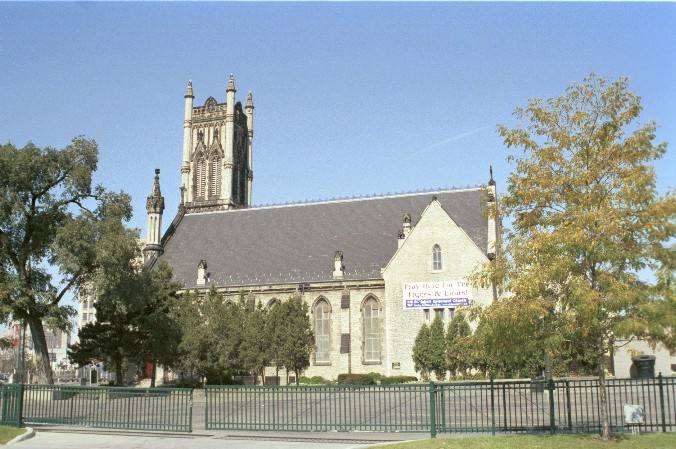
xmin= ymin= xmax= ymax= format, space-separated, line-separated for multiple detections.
xmin=6 ymin=427 xmax=35 ymax=445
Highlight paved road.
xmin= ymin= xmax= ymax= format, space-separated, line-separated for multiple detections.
xmin=14 ymin=430 xmax=386 ymax=449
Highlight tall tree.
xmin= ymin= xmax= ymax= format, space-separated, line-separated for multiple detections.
xmin=446 ymin=313 xmax=472 ymax=378
xmin=264 ymin=300 xmax=286 ymax=384
xmin=480 ymin=74 xmax=674 ymax=439
xmin=278 ymin=296 xmax=314 ymax=384
xmin=68 ymin=210 xmax=181 ymax=386
xmin=428 ymin=315 xmax=447 ymax=380
xmin=412 ymin=323 xmax=431 ymax=380
xmin=0 ymin=137 xmax=130 ymax=384
xmin=240 ymin=302 xmax=269 ymax=384
xmin=136 ymin=262 xmax=182 ymax=387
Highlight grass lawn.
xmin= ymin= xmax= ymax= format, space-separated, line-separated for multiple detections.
xmin=0 ymin=426 xmax=25 ymax=445
xmin=376 ymin=433 xmax=676 ymax=449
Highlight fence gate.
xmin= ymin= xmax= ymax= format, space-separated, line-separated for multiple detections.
xmin=18 ymin=385 xmax=193 ymax=432
xmin=205 ymin=384 xmax=432 ymax=431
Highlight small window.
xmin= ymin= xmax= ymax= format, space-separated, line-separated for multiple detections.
xmin=448 ymin=308 xmax=455 ymax=321
xmin=432 ymin=244 xmax=442 ymax=271
xmin=434 ymin=308 xmax=444 ymax=320
xmin=424 ymin=309 xmax=430 ymax=323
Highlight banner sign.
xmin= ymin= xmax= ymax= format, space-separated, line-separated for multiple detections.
xmin=403 ymin=280 xmax=472 ymax=309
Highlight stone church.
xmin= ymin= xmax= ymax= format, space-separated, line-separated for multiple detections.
xmin=143 ymin=75 xmax=499 ymax=382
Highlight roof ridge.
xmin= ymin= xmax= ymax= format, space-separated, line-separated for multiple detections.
xmin=186 ymin=185 xmax=483 ymax=216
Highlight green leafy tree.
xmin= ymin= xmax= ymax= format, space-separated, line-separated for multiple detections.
xmin=265 ymin=300 xmax=286 ymax=384
xmin=0 ymin=137 xmax=131 ymax=383
xmin=240 ymin=302 xmax=269 ymax=384
xmin=171 ymin=290 xmax=225 ymax=383
xmin=136 ymin=262 xmax=182 ymax=387
xmin=68 ymin=214 xmax=181 ymax=386
xmin=278 ymin=296 xmax=314 ymax=384
xmin=412 ymin=323 xmax=431 ymax=380
xmin=428 ymin=316 xmax=447 ymax=380
xmin=446 ymin=313 xmax=472 ymax=378
xmin=477 ymin=74 xmax=674 ymax=439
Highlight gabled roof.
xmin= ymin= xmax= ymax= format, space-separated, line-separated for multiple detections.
xmin=159 ymin=187 xmax=488 ymax=288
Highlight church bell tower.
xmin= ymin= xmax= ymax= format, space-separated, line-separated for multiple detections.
xmin=180 ymin=74 xmax=254 ymax=213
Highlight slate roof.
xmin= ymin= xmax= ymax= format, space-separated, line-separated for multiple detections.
xmin=159 ymin=188 xmax=488 ymax=288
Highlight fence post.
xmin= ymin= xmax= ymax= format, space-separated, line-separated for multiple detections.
xmin=548 ymin=379 xmax=556 ymax=434
xmin=16 ymin=384 xmax=24 ymax=428
xmin=490 ymin=378 xmax=496 ymax=436
xmin=189 ymin=389 xmax=194 ymax=433
xmin=658 ymin=373 xmax=666 ymax=433
xmin=565 ymin=380 xmax=572 ymax=432
xmin=429 ymin=381 xmax=436 ymax=438
xmin=440 ymin=385 xmax=446 ymax=432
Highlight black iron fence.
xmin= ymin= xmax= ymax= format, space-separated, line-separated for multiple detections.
xmin=1 ymin=376 xmax=673 ymax=436
xmin=0 ymin=384 xmax=193 ymax=432
xmin=206 ymin=375 xmax=675 ymax=436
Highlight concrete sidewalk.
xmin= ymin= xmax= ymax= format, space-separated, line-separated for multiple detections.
xmin=12 ymin=428 xmax=428 ymax=449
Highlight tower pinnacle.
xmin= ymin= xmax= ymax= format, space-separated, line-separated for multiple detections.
xmin=227 ymin=73 xmax=236 ymax=92
xmin=184 ymin=80 xmax=194 ymax=98
xmin=144 ymin=169 xmax=165 ymax=263
xmin=146 ymin=168 xmax=165 ymax=214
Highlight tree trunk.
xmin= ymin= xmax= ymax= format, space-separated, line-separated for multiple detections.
xmin=27 ymin=316 xmax=54 ymax=384
xmin=598 ymin=352 xmax=610 ymax=440
xmin=151 ymin=360 xmax=157 ymax=388
xmin=115 ymin=358 xmax=123 ymax=386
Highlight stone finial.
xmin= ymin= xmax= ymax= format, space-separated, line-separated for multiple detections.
xmin=185 ymin=80 xmax=194 ymax=98
xmin=333 ymin=251 xmax=344 ymax=278
xmin=246 ymin=91 xmax=254 ymax=109
xmin=488 ymin=165 xmax=496 ymax=186
xmin=146 ymin=169 xmax=165 ymax=214
xmin=227 ymin=73 xmax=236 ymax=92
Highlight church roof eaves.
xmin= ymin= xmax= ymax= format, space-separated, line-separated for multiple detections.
xmin=186 ymin=185 xmax=484 ymax=216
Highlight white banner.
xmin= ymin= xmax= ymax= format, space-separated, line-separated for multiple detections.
xmin=402 ymin=280 xmax=472 ymax=309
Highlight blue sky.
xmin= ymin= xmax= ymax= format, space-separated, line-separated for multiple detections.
xmin=1 ymin=3 xmax=674 ymax=270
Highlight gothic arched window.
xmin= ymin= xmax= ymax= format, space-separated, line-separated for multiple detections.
xmin=432 ymin=244 xmax=442 ymax=271
xmin=362 ymin=296 xmax=382 ymax=363
xmin=209 ymin=155 xmax=221 ymax=198
xmin=194 ymin=152 xmax=207 ymax=199
xmin=313 ymin=298 xmax=331 ymax=363
xmin=267 ymin=298 xmax=280 ymax=309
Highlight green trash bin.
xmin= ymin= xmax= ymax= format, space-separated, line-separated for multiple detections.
xmin=632 ymin=355 xmax=656 ymax=379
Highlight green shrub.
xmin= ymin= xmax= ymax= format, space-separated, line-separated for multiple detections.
xmin=380 ymin=375 xmax=418 ymax=384
xmin=299 ymin=376 xmax=332 ymax=385
xmin=337 ymin=373 xmax=378 ymax=385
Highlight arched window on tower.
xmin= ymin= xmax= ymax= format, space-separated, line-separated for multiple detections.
xmin=210 ymin=155 xmax=221 ymax=198
xmin=432 ymin=244 xmax=442 ymax=271
xmin=362 ymin=296 xmax=382 ymax=363
xmin=194 ymin=152 xmax=207 ymax=199
xmin=313 ymin=298 xmax=331 ymax=363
